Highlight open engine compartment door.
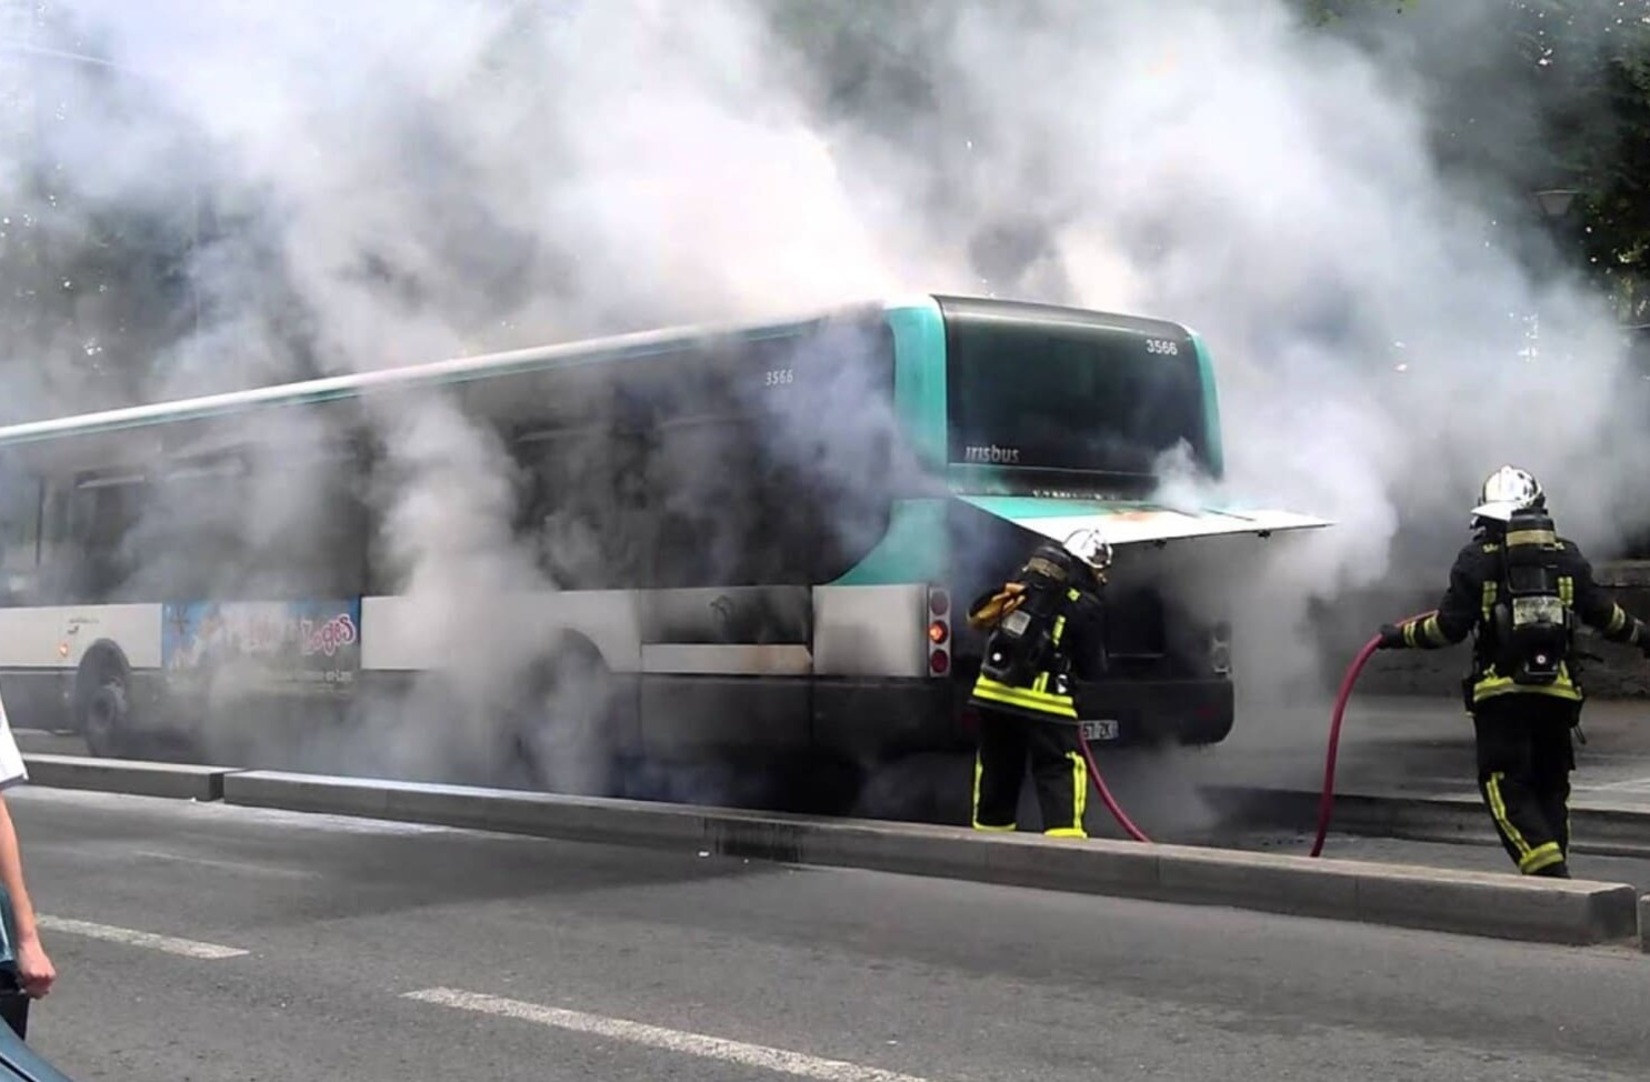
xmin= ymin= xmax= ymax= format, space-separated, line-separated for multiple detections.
xmin=955 ymin=495 xmax=1333 ymax=547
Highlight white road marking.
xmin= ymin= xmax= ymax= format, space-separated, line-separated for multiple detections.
xmin=404 ymin=987 xmax=937 ymax=1082
xmin=37 ymin=916 xmax=249 ymax=959
xmin=1577 ymin=776 xmax=1650 ymax=793
xmin=130 ymin=849 xmax=320 ymax=880
xmin=6 ymin=785 xmax=454 ymax=834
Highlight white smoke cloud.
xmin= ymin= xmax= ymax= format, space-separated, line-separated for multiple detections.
xmin=5 ymin=0 xmax=1646 ymax=792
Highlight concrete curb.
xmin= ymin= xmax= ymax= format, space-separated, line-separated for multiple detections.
xmin=1203 ymin=785 xmax=1650 ymax=859
xmin=220 ymin=769 xmax=1642 ymax=947
xmin=21 ymin=754 xmax=236 ymax=802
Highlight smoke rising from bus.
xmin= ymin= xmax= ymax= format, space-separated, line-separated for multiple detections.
xmin=852 ymin=0 xmax=1650 ymax=718
xmin=3 ymin=0 xmax=1645 ymax=794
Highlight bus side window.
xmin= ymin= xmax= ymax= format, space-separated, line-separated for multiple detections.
xmin=512 ymin=423 xmax=633 ymax=591
xmin=745 ymin=327 xmax=900 ymax=584
xmin=0 ymin=459 xmax=41 ymax=606
xmin=59 ymin=474 xmax=147 ymax=604
xmin=234 ymin=444 xmax=371 ymax=601
xmin=33 ymin=482 xmax=77 ymax=604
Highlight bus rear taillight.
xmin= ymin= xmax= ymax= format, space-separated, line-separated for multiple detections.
xmin=926 ymin=585 xmax=952 ymax=678
xmin=1210 ymin=621 xmax=1232 ymax=675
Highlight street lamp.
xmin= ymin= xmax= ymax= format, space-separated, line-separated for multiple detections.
xmin=1525 ymin=188 xmax=1584 ymax=364
xmin=1533 ymin=188 xmax=1580 ymax=220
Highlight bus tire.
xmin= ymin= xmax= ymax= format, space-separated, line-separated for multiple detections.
xmin=82 ymin=678 xmax=130 ymax=759
xmin=75 ymin=645 xmax=133 ymax=759
xmin=506 ymin=635 xmax=615 ymax=796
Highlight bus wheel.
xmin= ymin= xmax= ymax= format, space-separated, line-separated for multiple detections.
xmin=507 ymin=638 xmax=614 ymax=796
xmin=82 ymin=678 xmax=131 ymax=759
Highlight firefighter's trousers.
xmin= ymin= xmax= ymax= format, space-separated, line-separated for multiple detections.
xmin=1472 ymin=693 xmax=1577 ymax=878
xmin=971 ymin=707 xmax=1088 ymax=837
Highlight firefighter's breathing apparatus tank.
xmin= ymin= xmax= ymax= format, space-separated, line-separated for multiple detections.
xmin=1490 ymin=504 xmax=1572 ymax=686
xmin=978 ymin=531 xmax=1108 ymax=693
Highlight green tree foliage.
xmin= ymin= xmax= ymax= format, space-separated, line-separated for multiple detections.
xmin=1303 ymin=0 xmax=1650 ymax=317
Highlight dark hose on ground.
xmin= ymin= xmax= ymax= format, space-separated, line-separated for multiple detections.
xmin=1074 ymin=610 xmax=1437 ymax=855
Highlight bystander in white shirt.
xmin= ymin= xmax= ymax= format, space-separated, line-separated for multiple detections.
xmin=0 ymin=683 xmax=51 ymax=1004
xmin=0 ymin=691 xmax=27 ymax=792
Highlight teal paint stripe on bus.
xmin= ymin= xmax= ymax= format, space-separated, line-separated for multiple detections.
xmin=828 ymin=498 xmax=949 ymax=585
xmin=827 ymin=298 xmax=950 ymax=587
xmin=885 ymin=297 xmax=948 ymax=471
xmin=1189 ymin=330 xmax=1226 ymax=481
xmin=957 ymin=495 xmax=1174 ymax=519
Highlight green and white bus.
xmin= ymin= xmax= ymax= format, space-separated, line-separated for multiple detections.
xmin=0 ymin=293 xmax=1326 ymax=803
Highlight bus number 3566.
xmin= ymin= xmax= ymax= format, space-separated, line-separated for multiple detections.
xmin=1144 ymin=339 xmax=1179 ymax=355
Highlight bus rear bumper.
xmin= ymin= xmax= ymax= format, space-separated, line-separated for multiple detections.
xmin=812 ymin=678 xmax=969 ymax=762
xmin=1072 ymin=677 xmax=1235 ymax=748
xmin=811 ymin=674 xmax=1237 ymax=762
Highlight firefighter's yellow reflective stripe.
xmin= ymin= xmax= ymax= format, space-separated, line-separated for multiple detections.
xmin=971 ymin=676 xmax=1078 ymax=718
xmin=1507 ymin=528 xmax=1558 ymax=547
xmin=1607 ymin=603 xmax=1628 ymax=635
xmin=1420 ymin=614 xmax=1449 ymax=646
xmin=1481 ymin=581 xmax=1497 ymax=622
xmin=1033 ymin=672 xmax=1049 ymax=694
xmin=1044 ymin=827 xmax=1086 ymax=838
xmin=1066 ymin=750 xmax=1087 ymax=834
xmin=1485 ymin=771 xmax=1534 ymax=863
xmin=1558 ymin=575 xmax=1574 ymax=608
xmin=1519 ymin=841 xmax=1565 ymax=874
xmin=1403 ymin=621 xmax=1419 ymax=648
xmin=970 ymin=754 xmax=1015 ymax=831
xmin=1472 ymin=663 xmax=1582 ymax=704
xmin=1066 ymin=588 xmax=1080 ymax=601
xmin=1052 ymin=615 xmax=1066 ymax=645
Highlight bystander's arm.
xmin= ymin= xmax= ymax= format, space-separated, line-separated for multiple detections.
xmin=0 ymin=691 xmax=50 ymax=1000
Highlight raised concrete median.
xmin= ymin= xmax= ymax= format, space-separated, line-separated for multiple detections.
xmin=21 ymin=753 xmax=238 ymax=802
xmin=221 ymin=769 xmax=1641 ymax=947
xmin=1204 ymin=784 xmax=1650 ymax=859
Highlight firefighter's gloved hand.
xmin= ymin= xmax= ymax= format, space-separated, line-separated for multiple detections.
xmin=1375 ymin=623 xmax=1407 ymax=650
xmin=967 ymin=582 xmax=1027 ymax=631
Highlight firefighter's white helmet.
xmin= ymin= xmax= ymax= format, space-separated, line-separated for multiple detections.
xmin=1471 ymin=465 xmax=1544 ymax=524
xmin=1063 ymin=528 xmax=1113 ymax=573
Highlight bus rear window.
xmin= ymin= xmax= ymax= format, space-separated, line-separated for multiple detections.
xmin=944 ymin=312 xmax=1210 ymax=481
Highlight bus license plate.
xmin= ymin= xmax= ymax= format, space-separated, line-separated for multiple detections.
xmin=1080 ymin=719 xmax=1119 ymax=742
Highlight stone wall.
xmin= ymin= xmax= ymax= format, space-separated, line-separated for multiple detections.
xmin=1308 ymin=561 xmax=1650 ymax=699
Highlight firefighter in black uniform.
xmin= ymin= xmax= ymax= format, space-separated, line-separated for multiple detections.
xmin=1376 ymin=465 xmax=1650 ymax=878
xmin=965 ymin=529 xmax=1111 ymax=837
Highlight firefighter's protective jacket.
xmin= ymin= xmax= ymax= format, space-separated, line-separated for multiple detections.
xmin=966 ymin=562 xmax=1107 ymax=721
xmin=1391 ymin=530 xmax=1650 ymax=706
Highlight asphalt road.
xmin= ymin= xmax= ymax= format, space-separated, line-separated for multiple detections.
xmin=6 ymin=785 xmax=1650 ymax=1082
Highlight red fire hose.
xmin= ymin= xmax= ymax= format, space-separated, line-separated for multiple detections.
xmin=1075 ymin=731 xmax=1152 ymax=842
xmin=1074 ymin=610 xmax=1438 ymax=855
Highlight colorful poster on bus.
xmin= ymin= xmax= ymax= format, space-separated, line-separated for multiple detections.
xmin=161 ymin=599 xmax=362 ymax=692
